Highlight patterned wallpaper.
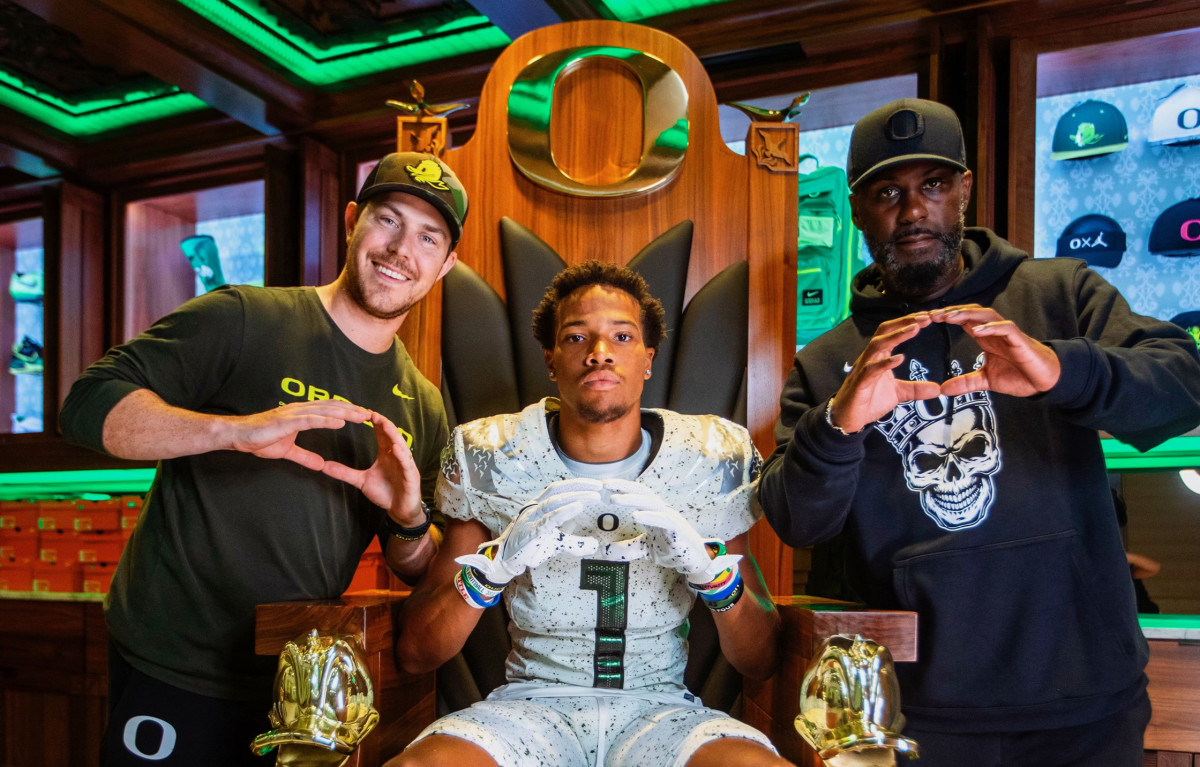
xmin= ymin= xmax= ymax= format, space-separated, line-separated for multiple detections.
xmin=1035 ymin=76 xmax=1200 ymax=322
xmin=195 ymin=213 xmax=265 ymax=296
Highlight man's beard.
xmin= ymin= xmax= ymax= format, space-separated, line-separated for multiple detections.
xmin=575 ymin=398 xmax=634 ymax=424
xmin=344 ymin=253 xmax=419 ymax=320
xmin=866 ymin=214 xmax=965 ymax=299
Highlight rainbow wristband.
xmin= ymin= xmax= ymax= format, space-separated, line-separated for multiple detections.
xmin=706 ymin=579 xmax=745 ymax=612
xmin=697 ymin=570 xmax=741 ymax=602
xmin=691 ymin=540 xmax=739 ymax=599
xmin=455 ymin=565 xmax=503 ymax=609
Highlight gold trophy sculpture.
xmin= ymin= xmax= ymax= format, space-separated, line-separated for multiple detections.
xmin=251 ymin=630 xmax=380 ymax=766
xmin=387 ymin=80 xmax=470 ymax=156
xmin=795 ymin=634 xmax=919 ymax=766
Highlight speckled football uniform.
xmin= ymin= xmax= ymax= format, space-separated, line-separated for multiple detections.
xmin=422 ymin=398 xmax=773 ymax=766
xmin=437 ymin=398 xmax=761 ymax=692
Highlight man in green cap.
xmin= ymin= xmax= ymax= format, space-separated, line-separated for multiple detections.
xmin=60 ymin=152 xmax=468 ymax=766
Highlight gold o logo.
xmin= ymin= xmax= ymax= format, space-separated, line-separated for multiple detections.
xmin=507 ymin=46 xmax=688 ymax=197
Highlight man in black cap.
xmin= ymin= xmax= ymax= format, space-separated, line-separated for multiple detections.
xmin=60 ymin=152 xmax=467 ymax=766
xmin=757 ymin=98 xmax=1200 ymax=764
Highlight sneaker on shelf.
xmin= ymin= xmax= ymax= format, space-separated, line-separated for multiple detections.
xmin=10 ymin=413 xmax=43 ymax=433
xmin=9 ymin=335 xmax=44 ymax=375
xmin=179 ymin=235 xmax=226 ymax=293
xmin=9 ymin=271 xmax=44 ymax=302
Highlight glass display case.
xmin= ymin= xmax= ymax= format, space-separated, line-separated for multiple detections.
xmin=1 ymin=217 xmax=44 ymax=435
xmin=122 ymin=179 xmax=265 ymax=341
xmin=1032 ymin=35 xmax=1200 ymax=331
xmin=1012 ymin=21 xmax=1200 ymax=625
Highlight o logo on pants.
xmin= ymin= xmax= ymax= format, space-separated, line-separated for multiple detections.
xmin=123 ymin=716 xmax=177 ymax=760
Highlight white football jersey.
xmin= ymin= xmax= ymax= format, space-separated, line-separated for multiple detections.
xmin=437 ymin=398 xmax=761 ymax=693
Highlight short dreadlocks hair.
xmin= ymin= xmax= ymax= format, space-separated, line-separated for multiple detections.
xmin=531 ymin=260 xmax=666 ymax=351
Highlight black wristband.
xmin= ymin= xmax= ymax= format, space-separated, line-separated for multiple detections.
xmin=384 ymin=503 xmax=432 ymax=542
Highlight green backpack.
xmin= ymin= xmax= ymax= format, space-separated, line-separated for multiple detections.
xmin=795 ymin=154 xmax=863 ymax=347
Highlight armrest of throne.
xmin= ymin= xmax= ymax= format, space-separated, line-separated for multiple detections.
xmin=255 ymin=592 xmax=436 ymax=767
xmin=742 ymin=596 xmax=918 ymax=767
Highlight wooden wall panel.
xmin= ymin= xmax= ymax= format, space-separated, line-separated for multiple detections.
xmin=56 ymin=183 xmax=106 ymax=416
xmin=1145 ymin=641 xmax=1200 ymax=753
xmin=121 ymin=204 xmax=195 ymax=342
xmin=301 ymin=138 xmax=343 ymax=288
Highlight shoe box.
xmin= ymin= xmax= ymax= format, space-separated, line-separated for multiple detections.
xmin=0 ymin=496 xmax=142 ymax=594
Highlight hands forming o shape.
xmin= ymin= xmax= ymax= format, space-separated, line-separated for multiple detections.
xmin=829 ymin=305 xmax=1061 ymax=434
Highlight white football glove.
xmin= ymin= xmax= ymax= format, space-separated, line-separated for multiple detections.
xmin=604 ymin=478 xmax=741 ymax=585
xmin=456 ymin=477 xmax=602 ymax=585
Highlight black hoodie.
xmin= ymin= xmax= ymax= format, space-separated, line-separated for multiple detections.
xmin=759 ymin=228 xmax=1200 ymax=732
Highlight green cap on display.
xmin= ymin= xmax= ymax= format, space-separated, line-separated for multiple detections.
xmin=1051 ymin=100 xmax=1128 ymax=160
xmin=847 ymin=98 xmax=968 ymax=190
xmin=356 ymin=152 xmax=468 ymax=245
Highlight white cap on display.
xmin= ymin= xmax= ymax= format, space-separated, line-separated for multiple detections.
xmin=1150 ymin=83 xmax=1200 ymax=146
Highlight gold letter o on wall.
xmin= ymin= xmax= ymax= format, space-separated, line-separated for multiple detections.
xmin=507 ymin=46 xmax=689 ymax=198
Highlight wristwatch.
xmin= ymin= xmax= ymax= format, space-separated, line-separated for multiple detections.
xmin=384 ymin=502 xmax=432 ymax=541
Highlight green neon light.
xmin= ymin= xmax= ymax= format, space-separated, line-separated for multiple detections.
xmin=598 ymin=0 xmax=735 ymax=21
xmin=0 ymin=70 xmax=207 ymax=137
xmin=175 ymin=0 xmax=510 ymax=85
xmin=0 ymin=469 xmax=156 ymax=501
xmin=1138 ymin=613 xmax=1200 ymax=631
xmin=1101 ymin=435 xmax=1200 ymax=471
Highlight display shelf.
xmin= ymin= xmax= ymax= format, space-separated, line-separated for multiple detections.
xmin=1140 ymin=613 xmax=1200 ymax=640
xmin=1101 ymin=435 xmax=1200 ymax=471
xmin=122 ymin=179 xmax=265 ymax=341
xmin=0 ymin=468 xmax=155 ymax=501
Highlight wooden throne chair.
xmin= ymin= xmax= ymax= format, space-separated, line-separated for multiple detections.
xmin=257 ymin=19 xmax=915 ymax=767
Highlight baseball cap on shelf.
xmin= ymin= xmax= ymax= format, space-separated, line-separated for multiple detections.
xmin=1055 ymin=214 xmax=1127 ymax=267
xmin=847 ymin=98 xmax=968 ymax=190
xmin=1150 ymin=84 xmax=1200 ymax=146
xmin=1170 ymin=311 xmax=1200 ymax=330
xmin=356 ymin=152 xmax=468 ymax=245
xmin=1051 ymin=100 xmax=1128 ymax=160
xmin=1170 ymin=311 xmax=1200 ymax=349
xmin=1149 ymin=198 xmax=1200 ymax=258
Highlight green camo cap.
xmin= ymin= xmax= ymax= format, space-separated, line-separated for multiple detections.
xmin=356 ymin=152 xmax=468 ymax=245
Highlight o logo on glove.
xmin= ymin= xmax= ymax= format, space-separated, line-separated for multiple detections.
xmin=596 ymin=513 xmax=620 ymax=532
xmin=122 ymin=716 xmax=177 ymax=760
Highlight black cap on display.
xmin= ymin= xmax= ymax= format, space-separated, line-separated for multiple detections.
xmin=1149 ymin=198 xmax=1200 ymax=258
xmin=1055 ymin=214 xmax=1127 ymax=268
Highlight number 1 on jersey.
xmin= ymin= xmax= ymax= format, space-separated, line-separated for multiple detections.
xmin=580 ymin=559 xmax=629 ymax=689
